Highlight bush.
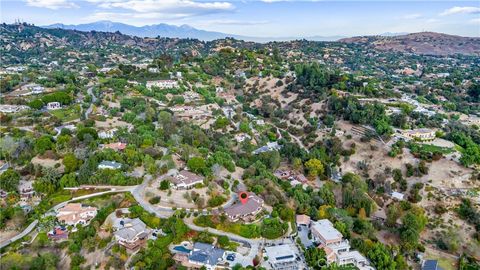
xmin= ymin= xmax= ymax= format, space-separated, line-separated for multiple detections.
xmin=207 ymin=195 xmax=227 ymax=207
xmin=149 ymin=196 xmax=161 ymax=204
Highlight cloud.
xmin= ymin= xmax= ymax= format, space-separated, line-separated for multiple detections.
xmin=470 ymin=18 xmax=480 ymax=24
xmin=85 ymin=11 xmax=190 ymax=22
xmin=26 ymin=0 xmax=78 ymax=9
xmin=440 ymin=6 xmax=480 ymax=16
xmin=402 ymin=13 xmax=422 ymax=20
xmin=206 ymin=19 xmax=270 ymax=25
xmin=261 ymin=0 xmax=321 ymax=2
xmin=97 ymin=0 xmax=234 ymax=15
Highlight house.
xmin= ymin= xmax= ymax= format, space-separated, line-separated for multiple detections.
xmin=46 ymin=102 xmax=61 ymax=110
xmin=172 ymin=106 xmax=210 ymax=121
xmin=252 ymin=141 xmax=282 ymax=155
xmin=18 ymin=180 xmax=35 ymax=200
xmin=98 ymin=161 xmax=122 ymax=170
xmin=274 ymin=170 xmax=307 ymax=184
xmin=264 ymin=244 xmax=297 ymax=270
xmin=23 ymin=83 xmax=44 ymax=94
xmin=183 ymin=91 xmax=202 ymax=103
xmin=296 ymin=214 xmax=311 ymax=227
xmin=274 ymin=170 xmax=292 ymax=180
xmin=422 ymin=260 xmax=443 ymax=270
xmin=290 ymin=173 xmax=307 ymax=183
xmin=167 ymin=170 xmax=204 ymax=189
xmin=234 ymin=133 xmax=251 ymax=143
xmin=98 ymin=129 xmax=117 ymax=139
xmin=113 ymin=218 xmax=150 ymax=250
xmin=311 ymin=219 xmax=373 ymax=269
xmin=256 ymin=119 xmax=265 ymax=126
xmin=402 ymin=128 xmax=436 ymax=141
xmin=148 ymin=67 xmax=159 ymax=73
xmin=102 ymin=142 xmax=127 ymax=151
xmin=47 ymin=226 xmax=69 ymax=240
xmin=56 ymin=203 xmax=98 ymax=227
xmin=188 ymin=242 xmax=225 ymax=270
xmin=54 ymin=124 xmax=76 ymax=136
xmin=234 ymin=69 xmax=246 ymax=78
xmin=5 ymin=66 xmax=26 ymax=73
xmin=99 ymin=67 xmax=113 ymax=73
xmin=0 ymin=105 xmax=29 ymax=113
xmin=311 ymin=219 xmax=344 ymax=246
xmin=221 ymin=106 xmax=235 ymax=119
xmin=146 ymin=80 xmax=178 ymax=89
xmin=224 ymin=192 xmax=264 ymax=222
xmin=391 ymin=191 xmax=405 ymax=201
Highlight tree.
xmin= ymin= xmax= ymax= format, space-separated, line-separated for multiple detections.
xmin=35 ymin=135 xmax=54 ymax=154
xmin=159 ymin=180 xmax=170 ymax=190
xmin=76 ymin=127 xmax=98 ymax=141
xmin=0 ymin=168 xmax=20 ymax=192
xmin=59 ymin=173 xmax=78 ymax=187
xmin=217 ymin=235 xmax=229 ymax=247
xmin=214 ymin=117 xmax=229 ymax=129
xmin=305 ymin=158 xmax=324 ymax=179
xmin=187 ymin=157 xmax=206 ymax=173
xmin=399 ymin=207 xmax=427 ymax=251
xmin=386 ymin=203 xmax=402 ymax=227
xmin=62 ymin=153 xmax=79 ymax=173
xmin=305 ymin=247 xmax=327 ymax=269
xmin=28 ymin=99 xmax=44 ymax=109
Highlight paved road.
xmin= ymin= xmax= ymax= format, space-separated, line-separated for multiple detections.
xmin=273 ymin=123 xmax=310 ymax=153
xmin=0 ymin=186 xmax=134 ymax=249
xmin=0 ymin=220 xmax=39 ymax=249
xmin=84 ymin=86 xmax=97 ymax=118
xmin=131 ymin=174 xmax=237 ymax=217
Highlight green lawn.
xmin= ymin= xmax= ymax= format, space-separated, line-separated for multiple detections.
xmin=418 ymin=143 xmax=454 ymax=154
xmin=49 ymin=105 xmax=81 ymax=121
xmin=410 ymin=142 xmax=454 ymax=154
xmin=425 ymin=249 xmax=458 ymax=270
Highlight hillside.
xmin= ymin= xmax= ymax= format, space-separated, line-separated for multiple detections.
xmin=340 ymin=32 xmax=480 ymax=56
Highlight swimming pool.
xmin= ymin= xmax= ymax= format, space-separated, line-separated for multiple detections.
xmin=173 ymin=245 xmax=191 ymax=253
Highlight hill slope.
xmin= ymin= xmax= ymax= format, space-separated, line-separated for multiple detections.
xmin=340 ymin=32 xmax=480 ymax=56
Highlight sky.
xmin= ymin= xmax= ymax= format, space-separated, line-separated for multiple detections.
xmin=1 ymin=0 xmax=479 ymax=37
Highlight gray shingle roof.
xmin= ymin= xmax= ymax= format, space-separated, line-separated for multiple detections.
xmin=189 ymin=242 xmax=225 ymax=266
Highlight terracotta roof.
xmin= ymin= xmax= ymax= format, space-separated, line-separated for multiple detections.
xmin=56 ymin=203 xmax=97 ymax=225
xmin=296 ymin=214 xmax=311 ymax=226
xmin=104 ymin=142 xmax=127 ymax=151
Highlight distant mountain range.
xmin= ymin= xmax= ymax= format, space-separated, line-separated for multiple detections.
xmin=44 ymin=21 xmax=347 ymax=42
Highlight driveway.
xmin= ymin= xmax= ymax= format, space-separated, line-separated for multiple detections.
xmin=0 ymin=186 xmax=134 ymax=249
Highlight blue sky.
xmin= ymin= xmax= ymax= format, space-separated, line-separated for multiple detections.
xmin=1 ymin=0 xmax=479 ymax=37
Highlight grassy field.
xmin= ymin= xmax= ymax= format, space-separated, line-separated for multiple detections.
xmin=425 ymin=248 xmax=459 ymax=270
xmin=50 ymin=104 xmax=81 ymax=121
xmin=410 ymin=142 xmax=454 ymax=154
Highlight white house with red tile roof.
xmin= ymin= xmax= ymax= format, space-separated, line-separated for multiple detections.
xmin=56 ymin=203 xmax=97 ymax=227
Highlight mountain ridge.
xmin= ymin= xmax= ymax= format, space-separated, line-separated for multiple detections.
xmin=43 ymin=20 xmax=346 ymax=42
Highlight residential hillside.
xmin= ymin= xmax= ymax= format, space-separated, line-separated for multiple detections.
xmin=340 ymin=32 xmax=480 ymax=56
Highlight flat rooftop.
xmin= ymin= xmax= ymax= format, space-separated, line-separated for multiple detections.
xmin=264 ymin=245 xmax=296 ymax=263
xmin=311 ymin=219 xmax=343 ymax=241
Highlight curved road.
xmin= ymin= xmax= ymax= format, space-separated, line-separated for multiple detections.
xmin=0 ymin=186 xmax=134 ymax=249
xmin=84 ymin=86 xmax=97 ymax=119
xmin=3 ymin=177 xmax=291 ymax=267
